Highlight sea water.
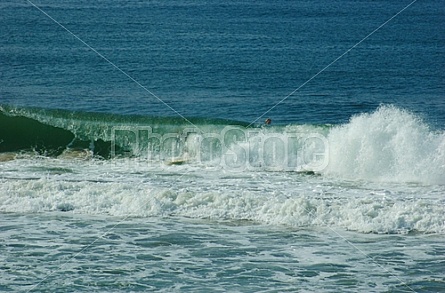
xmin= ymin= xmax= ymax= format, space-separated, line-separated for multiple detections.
xmin=1 ymin=0 xmax=444 ymax=292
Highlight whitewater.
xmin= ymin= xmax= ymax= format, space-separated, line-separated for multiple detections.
xmin=1 ymin=0 xmax=444 ymax=291
xmin=1 ymin=105 xmax=444 ymax=233
xmin=1 ymin=106 xmax=444 ymax=292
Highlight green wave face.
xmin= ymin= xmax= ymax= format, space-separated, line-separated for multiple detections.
xmin=1 ymin=105 xmax=328 ymax=160
xmin=0 ymin=110 xmax=74 ymax=156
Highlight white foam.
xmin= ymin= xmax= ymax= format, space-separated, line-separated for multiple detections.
xmin=325 ymin=105 xmax=445 ymax=185
xmin=1 ymin=111 xmax=444 ymax=235
xmin=1 ymin=161 xmax=444 ymax=234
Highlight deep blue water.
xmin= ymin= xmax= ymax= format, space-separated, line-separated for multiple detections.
xmin=1 ymin=1 xmax=445 ymax=292
xmin=1 ymin=0 xmax=444 ymax=126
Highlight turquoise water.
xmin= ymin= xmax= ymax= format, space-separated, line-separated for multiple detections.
xmin=1 ymin=0 xmax=444 ymax=292
xmin=2 ymin=214 xmax=444 ymax=292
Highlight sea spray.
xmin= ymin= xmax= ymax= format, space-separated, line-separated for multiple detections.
xmin=325 ymin=105 xmax=445 ymax=184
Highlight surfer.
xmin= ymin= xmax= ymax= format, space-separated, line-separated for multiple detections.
xmin=265 ymin=118 xmax=272 ymax=125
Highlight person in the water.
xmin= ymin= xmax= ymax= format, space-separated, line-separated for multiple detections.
xmin=265 ymin=118 xmax=271 ymax=125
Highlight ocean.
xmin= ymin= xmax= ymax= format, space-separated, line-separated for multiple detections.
xmin=1 ymin=0 xmax=444 ymax=292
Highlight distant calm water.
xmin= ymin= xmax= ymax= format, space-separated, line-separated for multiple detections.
xmin=1 ymin=0 xmax=444 ymax=292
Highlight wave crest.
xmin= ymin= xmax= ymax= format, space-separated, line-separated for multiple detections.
xmin=325 ymin=105 xmax=445 ymax=185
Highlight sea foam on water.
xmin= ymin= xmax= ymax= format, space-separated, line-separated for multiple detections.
xmin=325 ymin=105 xmax=445 ymax=185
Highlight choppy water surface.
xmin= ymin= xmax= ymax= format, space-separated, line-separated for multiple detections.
xmin=1 ymin=0 xmax=444 ymax=291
